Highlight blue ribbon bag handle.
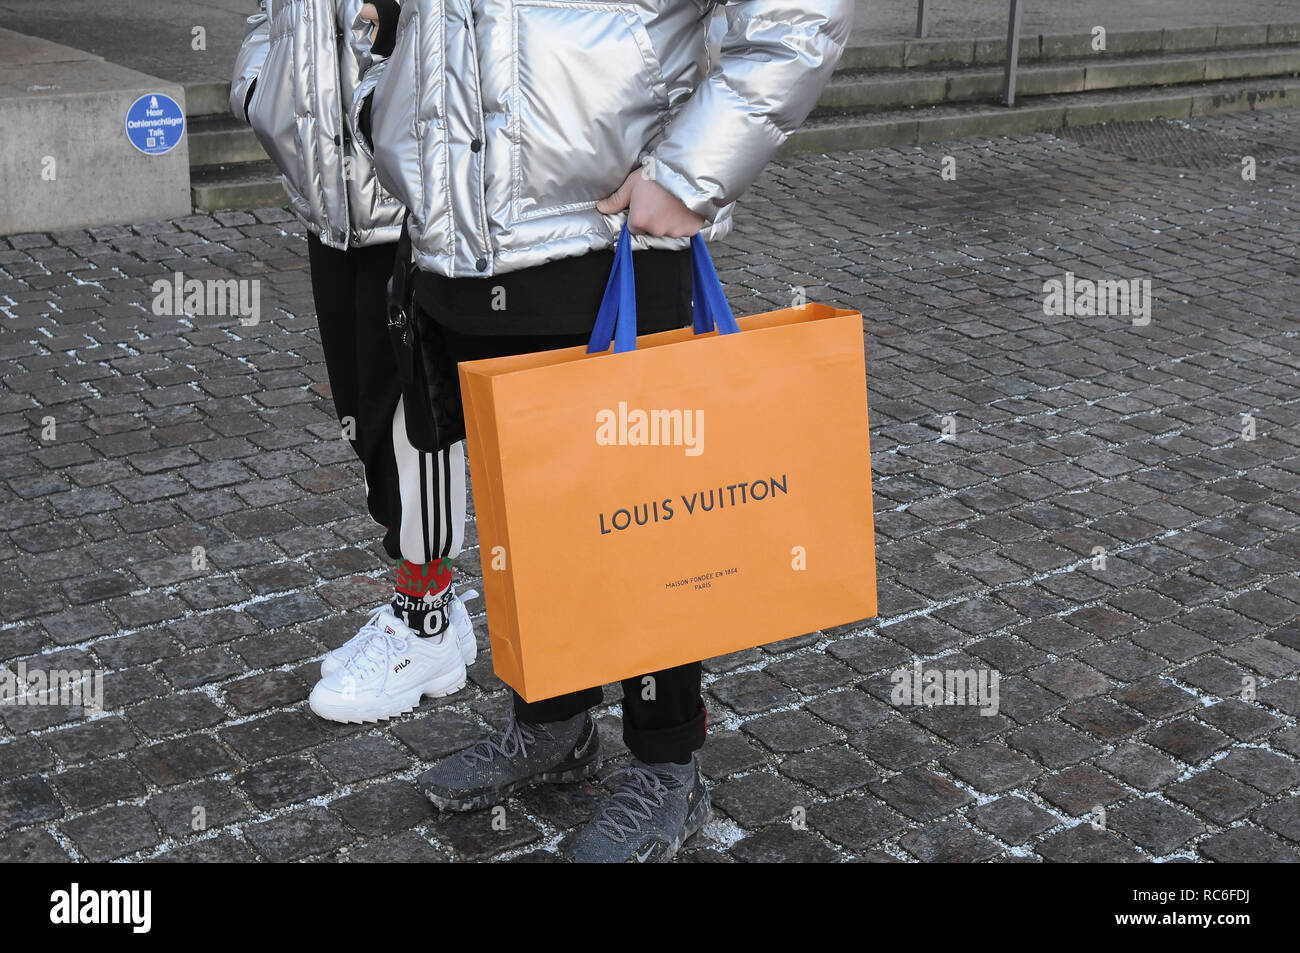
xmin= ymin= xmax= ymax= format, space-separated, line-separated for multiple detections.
xmin=586 ymin=223 xmax=741 ymax=354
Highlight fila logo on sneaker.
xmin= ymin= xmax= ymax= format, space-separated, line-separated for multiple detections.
xmin=393 ymin=658 xmax=412 ymax=673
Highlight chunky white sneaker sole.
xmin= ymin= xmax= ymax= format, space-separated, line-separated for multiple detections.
xmin=308 ymin=662 xmax=468 ymax=725
xmin=320 ymin=588 xmax=479 ymax=677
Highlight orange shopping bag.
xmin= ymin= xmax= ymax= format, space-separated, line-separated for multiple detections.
xmin=459 ymin=225 xmax=876 ymax=702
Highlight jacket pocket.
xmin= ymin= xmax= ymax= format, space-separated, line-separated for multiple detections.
xmin=509 ymin=1 xmax=668 ymax=224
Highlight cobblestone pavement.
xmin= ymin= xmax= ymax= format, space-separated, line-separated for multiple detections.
xmin=2 ymin=109 xmax=1300 ymax=863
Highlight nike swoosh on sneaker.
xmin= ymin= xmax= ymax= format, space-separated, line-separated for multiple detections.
xmin=635 ymin=843 xmax=658 ymax=863
xmin=572 ymin=728 xmax=596 ymax=761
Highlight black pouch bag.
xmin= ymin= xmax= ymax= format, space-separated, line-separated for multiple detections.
xmin=386 ymin=226 xmax=466 ymax=455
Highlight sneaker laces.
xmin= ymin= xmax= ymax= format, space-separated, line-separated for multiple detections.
xmin=591 ymin=764 xmax=674 ymax=843
xmin=336 ymin=604 xmax=390 ymax=658
xmin=338 ymin=613 xmax=410 ymax=694
xmin=461 ymin=712 xmax=538 ymax=766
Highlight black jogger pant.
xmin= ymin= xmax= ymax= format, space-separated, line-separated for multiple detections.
xmin=513 ymin=663 xmax=707 ymax=766
xmin=307 ymin=234 xmax=466 ymax=565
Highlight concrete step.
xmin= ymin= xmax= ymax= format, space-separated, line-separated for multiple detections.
xmin=185 ymin=80 xmax=232 ymax=119
xmin=815 ymin=45 xmax=1300 ymax=115
xmin=783 ymin=75 xmax=1300 ymax=156
xmin=192 ymin=160 xmax=283 ymax=211
xmin=837 ymin=22 xmax=1300 ymax=72
xmin=188 ymin=115 xmax=268 ymax=166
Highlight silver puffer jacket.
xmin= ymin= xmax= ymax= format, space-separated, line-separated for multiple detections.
xmin=354 ymin=0 xmax=853 ymax=276
xmin=230 ymin=0 xmax=404 ymax=248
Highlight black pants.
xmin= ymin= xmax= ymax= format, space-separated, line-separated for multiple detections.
xmin=417 ymin=284 xmax=708 ymax=766
xmin=514 ymin=663 xmax=707 ymax=766
xmin=308 ymin=234 xmax=468 ymax=564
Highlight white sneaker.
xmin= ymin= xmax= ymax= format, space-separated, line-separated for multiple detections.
xmin=320 ymin=588 xmax=479 ymax=678
xmin=449 ymin=587 xmax=479 ymax=665
xmin=308 ymin=610 xmax=466 ymax=724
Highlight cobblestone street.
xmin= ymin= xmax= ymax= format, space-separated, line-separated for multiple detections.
xmin=1 ymin=108 xmax=1299 ymax=862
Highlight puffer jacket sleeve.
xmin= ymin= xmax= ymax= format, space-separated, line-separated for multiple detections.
xmin=229 ymin=1 xmax=271 ymax=122
xmin=648 ymin=0 xmax=853 ymax=221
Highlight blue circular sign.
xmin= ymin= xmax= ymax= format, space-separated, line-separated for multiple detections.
xmin=125 ymin=93 xmax=185 ymax=156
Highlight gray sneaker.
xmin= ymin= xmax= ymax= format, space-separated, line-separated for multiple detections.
xmin=418 ymin=710 xmax=601 ymax=811
xmin=566 ymin=757 xmax=710 ymax=863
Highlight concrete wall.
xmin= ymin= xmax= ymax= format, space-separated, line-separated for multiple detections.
xmin=0 ymin=29 xmax=190 ymax=236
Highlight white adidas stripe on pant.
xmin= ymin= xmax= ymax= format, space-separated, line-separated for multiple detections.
xmin=392 ymin=397 xmax=467 ymax=565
